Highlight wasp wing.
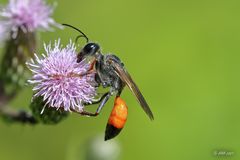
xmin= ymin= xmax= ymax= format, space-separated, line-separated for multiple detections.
xmin=110 ymin=60 xmax=154 ymax=120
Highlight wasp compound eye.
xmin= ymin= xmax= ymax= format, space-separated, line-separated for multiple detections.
xmin=83 ymin=43 xmax=100 ymax=55
xmin=77 ymin=43 xmax=100 ymax=63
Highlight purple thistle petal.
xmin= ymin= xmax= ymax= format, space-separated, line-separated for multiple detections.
xmin=26 ymin=39 xmax=97 ymax=112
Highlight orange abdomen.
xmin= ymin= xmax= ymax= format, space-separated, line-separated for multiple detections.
xmin=108 ymin=96 xmax=128 ymax=129
xmin=105 ymin=96 xmax=128 ymax=140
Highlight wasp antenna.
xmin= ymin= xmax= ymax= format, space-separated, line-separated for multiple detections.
xmin=75 ymin=35 xmax=85 ymax=44
xmin=62 ymin=23 xmax=89 ymax=43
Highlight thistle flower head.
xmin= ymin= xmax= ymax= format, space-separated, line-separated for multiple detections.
xmin=26 ymin=39 xmax=97 ymax=112
xmin=0 ymin=0 xmax=61 ymax=39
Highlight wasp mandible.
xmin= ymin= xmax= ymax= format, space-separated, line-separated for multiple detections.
xmin=62 ymin=24 xmax=154 ymax=141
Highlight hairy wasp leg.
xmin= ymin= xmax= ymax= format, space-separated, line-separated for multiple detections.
xmin=96 ymin=92 xmax=111 ymax=113
xmin=83 ymin=92 xmax=109 ymax=106
xmin=75 ymin=92 xmax=112 ymax=117
xmin=78 ymin=110 xmax=98 ymax=117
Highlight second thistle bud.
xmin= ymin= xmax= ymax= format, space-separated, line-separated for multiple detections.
xmin=30 ymin=96 xmax=69 ymax=124
xmin=0 ymin=0 xmax=61 ymax=98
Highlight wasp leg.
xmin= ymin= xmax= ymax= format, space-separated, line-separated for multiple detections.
xmin=96 ymin=92 xmax=111 ymax=113
xmin=78 ymin=110 xmax=98 ymax=117
xmin=74 ymin=92 xmax=112 ymax=117
xmin=82 ymin=92 xmax=109 ymax=106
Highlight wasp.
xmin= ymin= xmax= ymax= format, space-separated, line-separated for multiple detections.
xmin=62 ymin=24 xmax=154 ymax=141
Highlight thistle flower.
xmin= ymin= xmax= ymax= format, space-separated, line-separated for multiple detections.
xmin=26 ymin=39 xmax=97 ymax=112
xmin=0 ymin=0 xmax=61 ymax=97
xmin=0 ymin=0 xmax=61 ymax=40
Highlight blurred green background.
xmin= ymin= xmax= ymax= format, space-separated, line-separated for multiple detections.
xmin=1 ymin=0 xmax=240 ymax=159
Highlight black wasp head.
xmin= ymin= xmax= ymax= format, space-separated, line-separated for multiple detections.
xmin=77 ymin=43 xmax=100 ymax=62
xmin=60 ymin=24 xmax=100 ymax=62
